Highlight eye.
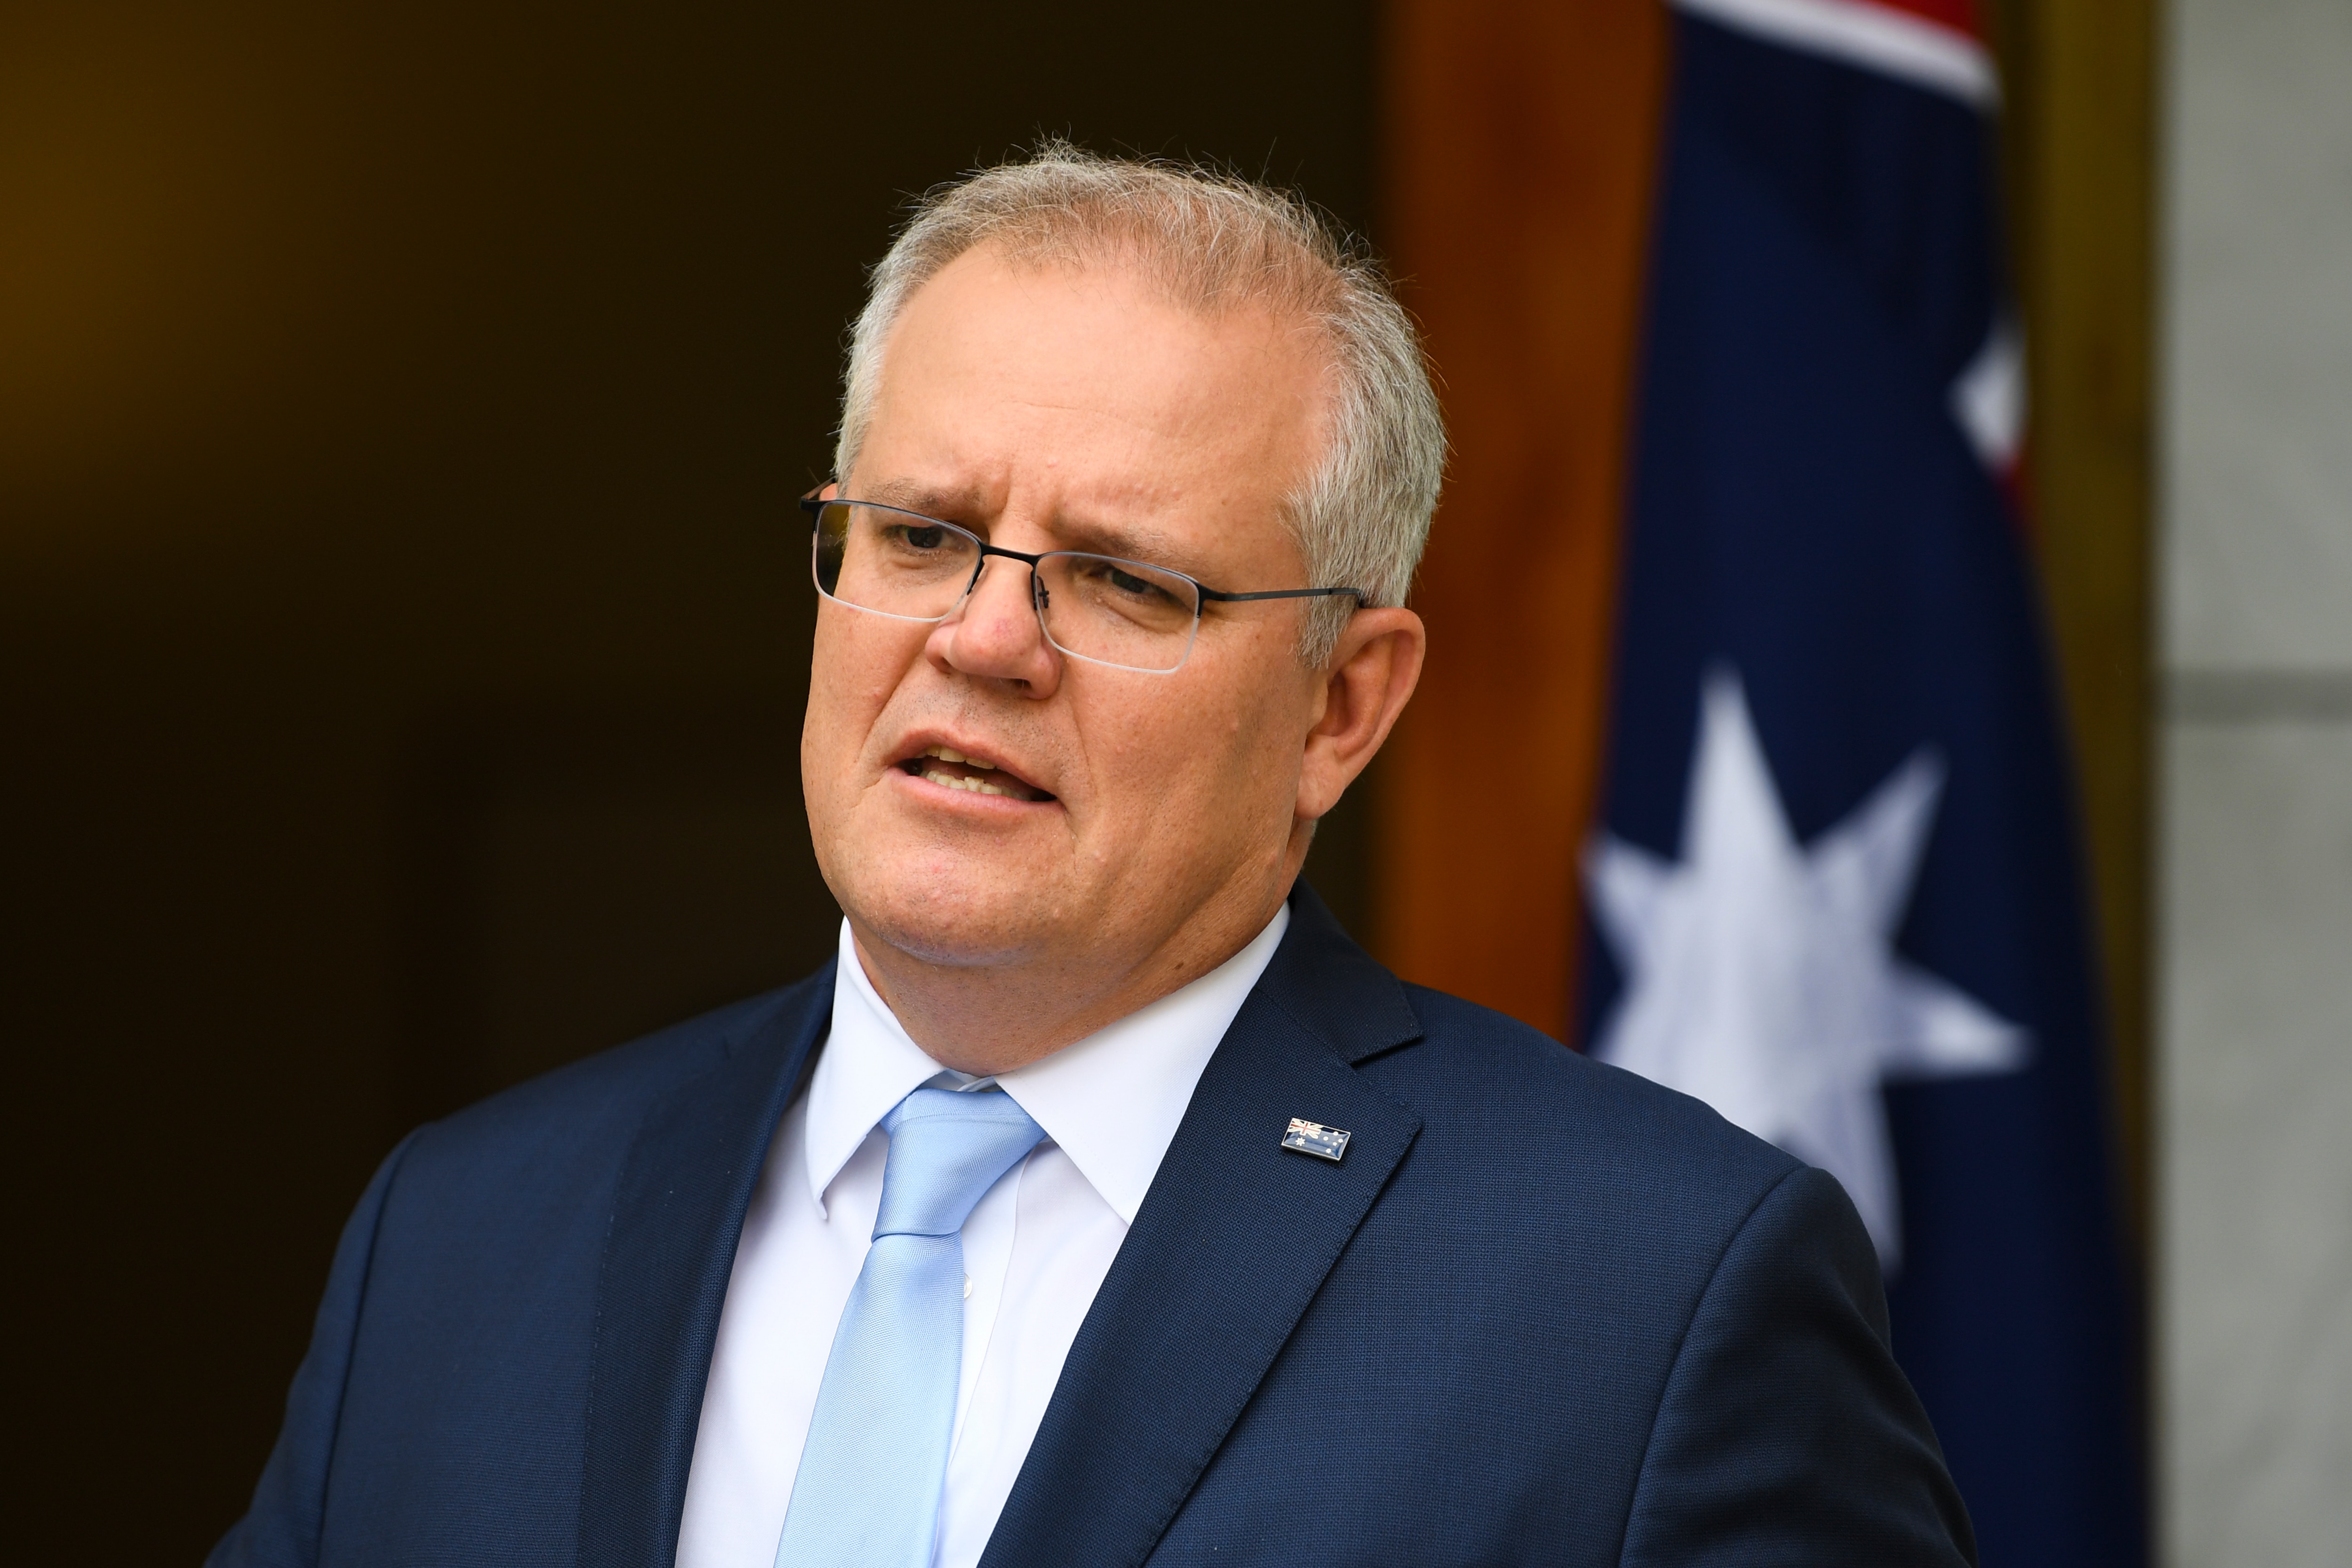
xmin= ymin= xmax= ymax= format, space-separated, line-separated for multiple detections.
xmin=896 ymin=525 xmax=947 ymax=550
xmin=1048 ymin=554 xmax=1194 ymax=629
xmin=1077 ymin=559 xmax=1176 ymax=605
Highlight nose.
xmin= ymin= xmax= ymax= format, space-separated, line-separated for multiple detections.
xmin=927 ymin=555 xmax=1063 ymax=696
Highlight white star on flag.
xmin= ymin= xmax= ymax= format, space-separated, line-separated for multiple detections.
xmin=1584 ymin=670 xmax=2029 ymax=1268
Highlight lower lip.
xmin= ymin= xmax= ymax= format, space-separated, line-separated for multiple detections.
xmin=889 ymin=766 xmax=1059 ymax=814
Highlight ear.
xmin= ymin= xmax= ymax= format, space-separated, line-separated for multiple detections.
xmin=1297 ymin=606 xmax=1426 ymax=822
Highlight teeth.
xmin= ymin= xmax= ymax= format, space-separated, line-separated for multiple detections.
xmin=923 ymin=768 xmax=1015 ymax=798
xmin=923 ymin=743 xmax=998 ymax=770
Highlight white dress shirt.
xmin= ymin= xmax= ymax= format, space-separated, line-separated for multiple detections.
xmin=674 ymin=905 xmax=1290 ymax=1568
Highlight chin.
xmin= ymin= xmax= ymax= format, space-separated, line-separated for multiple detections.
xmin=842 ymin=861 xmax=1074 ymax=972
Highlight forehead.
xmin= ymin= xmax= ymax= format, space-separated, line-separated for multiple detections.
xmin=857 ymin=248 xmax=1327 ymax=549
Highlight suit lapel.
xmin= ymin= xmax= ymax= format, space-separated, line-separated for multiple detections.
xmin=577 ymin=966 xmax=832 ymax=1568
xmin=978 ymin=887 xmax=1425 ymax=1568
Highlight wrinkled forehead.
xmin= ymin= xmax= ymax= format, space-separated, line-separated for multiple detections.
xmin=853 ymin=250 xmax=1330 ymax=554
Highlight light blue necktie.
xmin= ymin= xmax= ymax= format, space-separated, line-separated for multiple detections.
xmin=774 ymin=1086 xmax=1046 ymax=1568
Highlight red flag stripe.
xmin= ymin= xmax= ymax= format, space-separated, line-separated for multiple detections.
xmin=1867 ymin=0 xmax=1980 ymax=41
xmin=1673 ymin=0 xmax=1996 ymax=108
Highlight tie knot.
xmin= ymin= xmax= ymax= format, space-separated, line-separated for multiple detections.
xmin=872 ymin=1087 xmax=1046 ymax=1241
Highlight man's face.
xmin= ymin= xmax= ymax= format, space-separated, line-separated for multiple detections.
xmin=802 ymin=247 xmax=1331 ymax=990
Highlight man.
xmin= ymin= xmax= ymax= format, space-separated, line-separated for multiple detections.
xmin=215 ymin=148 xmax=1975 ymax=1568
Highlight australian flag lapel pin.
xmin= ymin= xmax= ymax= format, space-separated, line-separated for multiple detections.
xmin=1281 ymin=1117 xmax=1350 ymax=1162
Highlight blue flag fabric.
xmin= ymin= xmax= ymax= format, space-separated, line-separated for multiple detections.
xmin=1580 ymin=8 xmax=2145 ymax=1564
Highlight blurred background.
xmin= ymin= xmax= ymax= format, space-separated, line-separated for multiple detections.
xmin=1 ymin=0 xmax=2344 ymax=1564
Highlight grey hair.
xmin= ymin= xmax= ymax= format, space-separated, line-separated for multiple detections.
xmin=833 ymin=143 xmax=1446 ymax=665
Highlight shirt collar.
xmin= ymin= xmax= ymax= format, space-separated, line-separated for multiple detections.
xmin=807 ymin=904 xmax=1290 ymax=1224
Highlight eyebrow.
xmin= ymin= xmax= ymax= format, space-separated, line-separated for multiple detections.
xmin=863 ymin=477 xmax=990 ymax=518
xmin=1044 ymin=513 xmax=1200 ymax=573
xmin=855 ymin=478 xmax=1209 ymax=578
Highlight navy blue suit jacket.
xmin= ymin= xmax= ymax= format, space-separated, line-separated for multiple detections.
xmin=215 ymin=884 xmax=1975 ymax=1566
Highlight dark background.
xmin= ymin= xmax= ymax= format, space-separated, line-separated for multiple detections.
xmin=0 ymin=2 xmax=1377 ymax=1557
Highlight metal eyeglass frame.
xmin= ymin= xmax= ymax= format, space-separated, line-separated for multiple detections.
xmin=800 ymin=491 xmax=1365 ymax=674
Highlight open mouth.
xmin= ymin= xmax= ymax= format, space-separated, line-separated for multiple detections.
xmin=898 ymin=744 xmax=1055 ymax=803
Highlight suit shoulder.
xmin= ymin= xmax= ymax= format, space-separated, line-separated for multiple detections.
xmin=402 ymin=967 xmax=830 ymax=1173
xmin=1381 ymin=981 xmax=1803 ymax=1208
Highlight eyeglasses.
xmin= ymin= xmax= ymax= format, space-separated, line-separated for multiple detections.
xmin=800 ymin=493 xmax=1364 ymax=674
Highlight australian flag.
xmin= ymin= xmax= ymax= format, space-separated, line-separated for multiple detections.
xmin=1578 ymin=0 xmax=2145 ymax=1562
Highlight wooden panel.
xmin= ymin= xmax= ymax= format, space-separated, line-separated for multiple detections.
xmin=1375 ymin=0 xmax=1668 ymax=1036
xmin=1991 ymin=0 xmax=2159 ymax=1246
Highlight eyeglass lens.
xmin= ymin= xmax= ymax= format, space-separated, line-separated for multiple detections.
xmin=812 ymin=501 xmax=1202 ymax=673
